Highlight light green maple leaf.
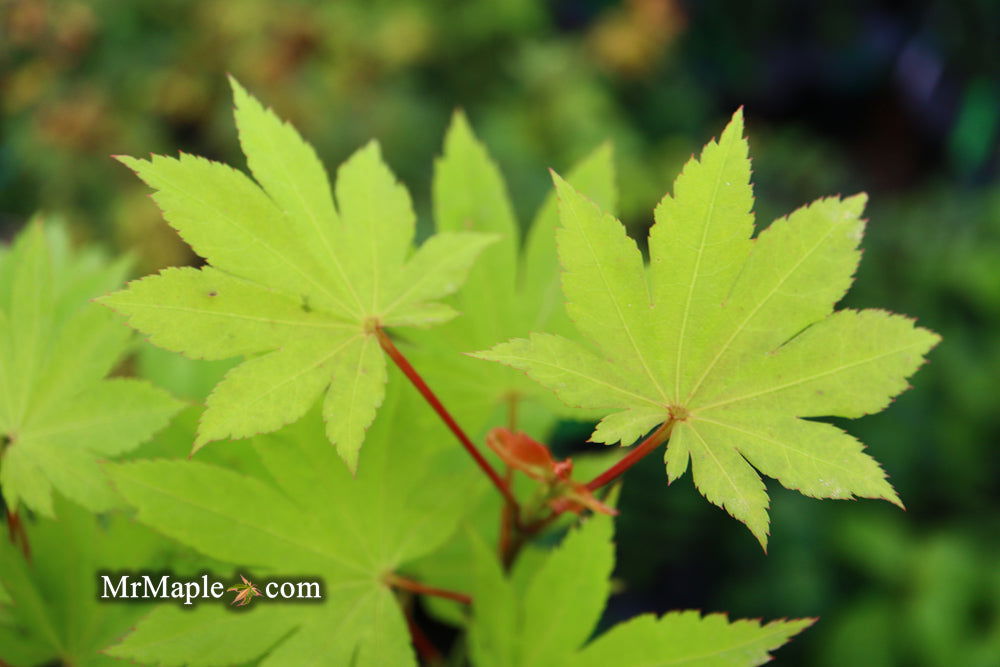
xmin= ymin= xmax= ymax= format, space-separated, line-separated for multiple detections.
xmin=475 ymin=110 xmax=940 ymax=548
xmin=407 ymin=448 xmax=620 ymax=629
xmin=575 ymin=610 xmax=815 ymax=667
xmin=0 ymin=496 xmax=170 ymax=666
xmin=468 ymin=513 xmax=811 ymax=666
xmin=105 ymin=378 xmax=486 ymax=667
xmin=0 ymin=222 xmax=182 ymax=517
xmin=100 ymin=78 xmax=496 ymax=469
xmin=409 ymin=111 xmax=618 ymax=436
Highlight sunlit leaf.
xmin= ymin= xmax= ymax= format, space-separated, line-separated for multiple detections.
xmin=476 ymin=111 xmax=939 ymax=547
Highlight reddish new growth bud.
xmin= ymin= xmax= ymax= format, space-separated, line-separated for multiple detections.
xmin=486 ymin=428 xmax=617 ymax=517
xmin=487 ymin=428 xmax=562 ymax=481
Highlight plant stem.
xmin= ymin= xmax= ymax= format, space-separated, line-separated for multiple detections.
xmin=520 ymin=510 xmax=562 ymax=538
xmin=498 ymin=392 xmax=520 ymax=557
xmin=5 ymin=510 xmax=31 ymax=561
xmin=585 ymin=419 xmax=676 ymax=491
xmin=404 ymin=607 xmax=444 ymax=665
xmin=375 ymin=327 xmax=518 ymax=510
xmin=503 ymin=421 xmax=677 ymax=566
xmin=500 ymin=511 xmax=554 ymax=569
xmin=498 ymin=467 xmax=514 ymax=561
xmin=505 ymin=393 xmax=519 ymax=431
xmin=386 ymin=574 xmax=472 ymax=605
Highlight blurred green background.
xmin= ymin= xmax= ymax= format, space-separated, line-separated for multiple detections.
xmin=1 ymin=0 xmax=998 ymax=664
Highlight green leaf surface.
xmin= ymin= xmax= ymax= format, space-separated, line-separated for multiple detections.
xmin=107 ymin=378 xmax=487 ymax=666
xmin=406 ymin=447 xmax=621 ymax=629
xmin=0 ymin=222 xmax=182 ymax=516
xmin=468 ymin=515 xmax=613 ymax=667
xmin=476 ymin=111 xmax=939 ymax=548
xmin=468 ymin=513 xmax=808 ymax=666
xmin=0 ymin=497 xmax=172 ymax=667
xmin=575 ymin=611 xmax=814 ymax=666
xmin=102 ymin=80 xmax=495 ymax=466
xmin=411 ymin=115 xmax=618 ymax=439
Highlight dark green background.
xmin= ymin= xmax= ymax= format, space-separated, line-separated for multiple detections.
xmin=2 ymin=1 xmax=998 ymax=664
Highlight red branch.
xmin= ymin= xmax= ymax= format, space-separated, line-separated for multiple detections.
xmin=508 ymin=420 xmax=677 ymax=551
xmin=585 ymin=419 xmax=676 ymax=491
xmin=5 ymin=510 xmax=30 ymax=561
xmin=405 ymin=608 xmax=443 ymax=664
xmin=386 ymin=574 xmax=472 ymax=606
xmin=498 ymin=394 xmax=519 ymax=561
xmin=375 ymin=327 xmax=518 ymax=510
xmin=498 ymin=467 xmax=514 ymax=562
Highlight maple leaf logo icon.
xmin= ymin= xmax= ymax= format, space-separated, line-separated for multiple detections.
xmin=227 ymin=575 xmax=262 ymax=606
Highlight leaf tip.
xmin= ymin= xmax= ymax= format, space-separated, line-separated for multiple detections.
xmin=548 ymin=168 xmax=568 ymax=188
xmin=335 ymin=442 xmax=362 ymax=476
xmin=752 ymin=524 xmax=771 ymax=553
xmin=228 ymin=75 xmax=257 ymax=117
xmin=448 ymin=107 xmax=471 ymax=133
xmin=113 ymin=154 xmax=143 ymax=172
xmin=190 ymin=436 xmax=211 ymax=458
xmin=728 ymin=106 xmax=746 ymax=131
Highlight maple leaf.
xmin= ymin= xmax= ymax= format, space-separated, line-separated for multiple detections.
xmin=404 ymin=441 xmax=621 ymax=630
xmin=105 ymin=381 xmax=486 ymax=666
xmin=407 ymin=112 xmax=618 ymax=437
xmin=100 ymin=79 xmax=496 ymax=470
xmin=227 ymin=575 xmax=263 ymax=606
xmin=0 ymin=222 xmax=183 ymax=517
xmin=468 ymin=513 xmax=812 ymax=666
xmin=0 ymin=496 xmax=169 ymax=665
xmin=475 ymin=110 xmax=940 ymax=548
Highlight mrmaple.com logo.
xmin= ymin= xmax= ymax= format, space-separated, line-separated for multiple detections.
xmin=98 ymin=572 xmax=323 ymax=607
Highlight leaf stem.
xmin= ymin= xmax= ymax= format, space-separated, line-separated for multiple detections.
xmin=585 ymin=418 xmax=676 ymax=491
xmin=500 ymin=420 xmax=678 ymax=566
xmin=386 ymin=573 xmax=472 ymax=605
xmin=5 ymin=509 xmax=31 ymax=561
xmin=404 ymin=607 xmax=444 ymax=665
xmin=502 ymin=422 xmax=677 ymax=562
xmin=520 ymin=507 xmax=563 ymax=539
xmin=502 ymin=420 xmax=677 ymax=566
xmin=505 ymin=393 xmax=519 ymax=431
xmin=375 ymin=327 xmax=519 ymax=511
xmin=502 ymin=507 xmax=564 ymax=568
xmin=498 ymin=467 xmax=514 ymax=561
xmin=498 ymin=392 xmax=519 ymax=561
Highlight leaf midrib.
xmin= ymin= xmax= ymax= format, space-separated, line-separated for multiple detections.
xmin=685 ymin=422 xmax=754 ymax=517
xmin=672 ymin=133 xmax=737 ymax=402
xmin=488 ymin=346 xmax=662 ymax=410
xmin=117 ymin=470 xmax=368 ymax=574
xmin=644 ymin=620 xmax=805 ymax=665
xmin=685 ymin=210 xmax=844 ymax=405
xmin=110 ymin=299 xmax=356 ymax=330
xmin=695 ymin=415 xmax=870 ymax=480
xmin=693 ymin=339 xmax=926 ymax=413
xmin=241 ymin=108 xmax=367 ymax=319
xmin=153 ymin=161 xmax=355 ymax=319
xmin=241 ymin=335 xmax=362 ymax=413
xmin=570 ymin=199 xmax=668 ymax=404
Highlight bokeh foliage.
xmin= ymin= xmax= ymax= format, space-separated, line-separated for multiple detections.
xmin=1 ymin=0 xmax=998 ymax=664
